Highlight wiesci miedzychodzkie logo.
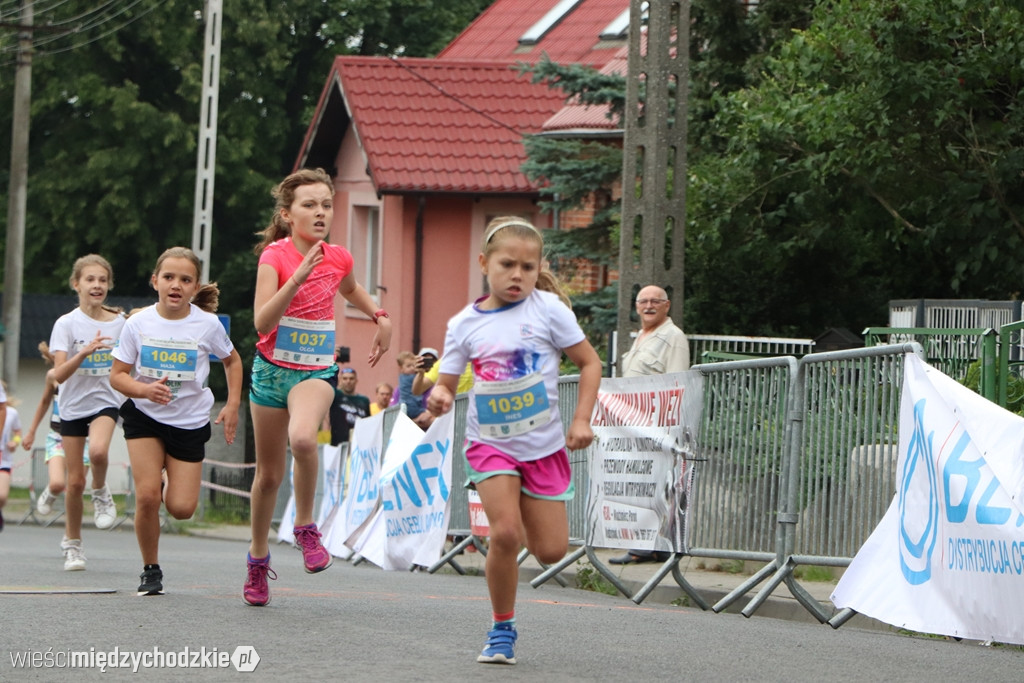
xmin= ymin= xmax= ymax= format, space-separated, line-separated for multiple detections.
xmin=898 ymin=399 xmax=940 ymax=586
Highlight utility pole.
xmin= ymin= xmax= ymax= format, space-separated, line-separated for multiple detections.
xmin=2 ymin=0 xmax=34 ymax=392
xmin=191 ymin=0 xmax=223 ymax=283
xmin=615 ymin=0 xmax=689 ymax=372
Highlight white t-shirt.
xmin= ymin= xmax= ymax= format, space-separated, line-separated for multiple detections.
xmin=440 ymin=289 xmax=585 ymax=462
xmin=48 ymin=308 xmax=126 ymax=420
xmin=0 ymin=406 xmax=21 ymax=469
xmin=112 ymin=304 xmax=234 ymax=430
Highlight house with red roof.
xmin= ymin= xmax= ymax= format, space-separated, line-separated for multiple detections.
xmin=294 ymin=0 xmax=630 ymax=390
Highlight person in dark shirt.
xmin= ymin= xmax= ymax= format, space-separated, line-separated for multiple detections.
xmin=326 ymin=366 xmax=370 ymax=445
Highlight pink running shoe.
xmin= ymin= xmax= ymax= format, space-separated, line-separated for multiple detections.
xmin=243 ymin=554 xmax=277 ymax=606
xmin=294 ymin=524 xmax=332 ymax=573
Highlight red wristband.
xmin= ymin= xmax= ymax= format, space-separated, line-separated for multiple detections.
xmin=372 ymin=309 xmax=389 ymax=323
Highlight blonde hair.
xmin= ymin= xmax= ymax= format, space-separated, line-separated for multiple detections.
xmin=153 ymin=246 xmax=220 ymax=313
xmin=482 ymin=216 xmax=571 ymax=308
xmin=254 ymin=168 xmax=333 ymax=254
xmin=69 ymin=254 xmax=123 ymax=315
xmin=397 ymin=350 xmax=416 ymax=366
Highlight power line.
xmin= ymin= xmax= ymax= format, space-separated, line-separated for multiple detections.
xmin=0 ymin=0 xmax=168 ymax=68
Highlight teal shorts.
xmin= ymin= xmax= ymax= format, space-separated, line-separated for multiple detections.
xmin=249 ymin=353 xmax=338 ymax=409
xmin=45 ymin=430 xmax=90 ymax=466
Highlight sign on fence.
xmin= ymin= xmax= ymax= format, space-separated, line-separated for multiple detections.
xmin=322 ymin=411 xmax=385 ymax=557
xmin=832 ymin=354 xmax=1024 ymax=645
xmin=586 ymin=371 xmax=703 ymax=554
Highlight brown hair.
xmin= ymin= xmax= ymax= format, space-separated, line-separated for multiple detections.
xmin=254 ymin=168 xmax=333 ymax=254
xmin=69 ymin=254 xmax=123 ymax=315
xmin=397 ymin=350 xmax=416 ymax=366
xmin=482 ymin=216 xmax=571 ymax=308
xmin=153 ymin=246 xmax=220 ymax=313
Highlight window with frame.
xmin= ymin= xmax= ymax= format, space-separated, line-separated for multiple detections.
xmin=350 ymin=205 xmax=381 ymax=303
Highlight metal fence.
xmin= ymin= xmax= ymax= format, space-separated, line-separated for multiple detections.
xmin=689 ymin=334 xmax=815 ymax=364
xmin=889 ymin=298 xmax=1022 ymax=330
xmin=188 ymin=342 xmax=929 ymax=624
xmin=863 ymin=327 xmax=995 ymax=393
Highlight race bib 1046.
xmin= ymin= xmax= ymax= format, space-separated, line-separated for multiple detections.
xmin=140 ymin=335 xmax=198 ymax=381
xmin=273 ymin=316 xmax=335 ymax=367
xmin=474 ymin=372 xmax=551 ymax=438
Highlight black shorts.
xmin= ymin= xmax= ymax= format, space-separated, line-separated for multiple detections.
xmin=119 ymin=400 xmax=211 ymax=464
xmin=60 ymin=407 xmax=120 ymax=438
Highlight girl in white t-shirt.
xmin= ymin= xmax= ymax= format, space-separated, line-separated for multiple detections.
xmin=427 ymin=217 xmax=601 ymax=665
xmin=48 ymin=254 xmax=126 ymax=571
xmin=0 ymin=389 xmax=19 ymax=534
xmin=111 ymin=247 xmax=242 ymax=596
xmin=22 ymin=342 xmax=92 ymax=520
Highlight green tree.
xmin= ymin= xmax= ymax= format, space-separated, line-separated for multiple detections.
xmin=0 ymin=0 xmax=487 ymax=370
xmin=522 ymin=0 xmax=811 ymax=343
xmin=525 ymin=0 xmax=1024 ymax=340
xmin=687 ymin=0 xmax=1024 ymax=335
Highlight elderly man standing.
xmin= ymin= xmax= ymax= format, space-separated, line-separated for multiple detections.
xmin=610 ymin=284 xmax=690 ymax=565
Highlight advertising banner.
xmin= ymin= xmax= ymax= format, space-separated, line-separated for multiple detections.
xmin=832 ymin=354 xmax=1024 ymax=645
xmin=586 ymin=371 xmax=703 ymax=554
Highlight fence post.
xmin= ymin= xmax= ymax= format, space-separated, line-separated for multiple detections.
xmin=981 ymin=329 xmax=997 ymax=402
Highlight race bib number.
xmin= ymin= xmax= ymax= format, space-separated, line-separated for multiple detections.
xmin=74 ymin=343 xmax=114 ymax=377
xmin=474 ymin=372 xmax=551 ymax=438
xmin=273 ymin=317 xmax=335 ymax=367
xmin=140 ymin=335 xmax=198 ymax=381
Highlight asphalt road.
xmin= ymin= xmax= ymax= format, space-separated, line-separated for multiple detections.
xmin=1 ymin=525 xmax=1019 ymax=681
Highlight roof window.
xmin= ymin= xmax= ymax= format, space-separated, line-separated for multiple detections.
xmin=519 ymin=0 xmax=586 ymax=46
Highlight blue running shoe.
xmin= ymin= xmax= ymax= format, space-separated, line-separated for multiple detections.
xmin=477 ymin=623 xmax=517 ymax=664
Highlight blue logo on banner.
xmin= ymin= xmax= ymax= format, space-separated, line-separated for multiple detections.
xmin=898 ymin=399 xmax=940 ymax=585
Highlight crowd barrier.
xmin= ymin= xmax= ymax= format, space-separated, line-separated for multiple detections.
xmin=12 ymin=342 xmax=924 ymax=626
xmin=482 ymin=343 xmax=923 ymax=623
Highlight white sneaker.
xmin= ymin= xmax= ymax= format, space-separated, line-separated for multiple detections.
xmin=36 ymin=487 xmax=58 ymax=515
xmin=63 ymin=539 xmax=86 ymax=571
xmin=92 ymin=486 xmax=117 ymax=530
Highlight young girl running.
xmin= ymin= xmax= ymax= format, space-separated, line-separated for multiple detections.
xmin=0 ymin=386 xmax=17 ymax=532
xmin=23 ymin=343 xmax=93 ymax=519
xmin=48 ymin=255 xmax=125 ymax=571
xmin=427 ymin=217 xmax=601 ymax=665
xmin=110 ymin=247 xmax=242 ymax=596
xmin=244 ymin=168 xmax=391 ymax=607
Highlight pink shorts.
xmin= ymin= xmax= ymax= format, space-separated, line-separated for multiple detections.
xmin=464 ymin=441 xmax=575 ymax=501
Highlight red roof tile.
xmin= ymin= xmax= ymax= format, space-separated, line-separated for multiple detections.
xmin=333 ymin=57 xmax=569 ymax=194
xmin=542 ymin=43 xmax=628 ymax=133
xmin=438 ymin=0 xmax=628 ymax=68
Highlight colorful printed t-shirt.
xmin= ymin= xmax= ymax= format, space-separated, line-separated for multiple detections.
xmin=440 ymin=289 xmax=585 ymax=462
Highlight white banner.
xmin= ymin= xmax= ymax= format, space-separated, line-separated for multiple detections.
xmin=275 ymin=458 xmax=297 ymax=545
xmin=323 ymin=411 xmax=385 ymax=557
xmin=316 ymin=443 xmax=346 ymax=530
xmin=351 ymin=411 xmax=455 ymax=570
xmin=586 ymin=371 xmax=703 ymax=554
xmin=832 ymin=354 xmax=1024 ymax=645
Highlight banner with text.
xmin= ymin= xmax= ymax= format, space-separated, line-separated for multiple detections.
xmin=832 ymin=354 xmax=1024 ymax=645
xmin=322 ymin=411 xmax=385 ymax=558
xmin=316 ymin=443 xmax=346 ymax=530
xmin=586 ymin=371 xmax=703 ymax=554
xmin=350 ymin=411 xmax=455 ymax=570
